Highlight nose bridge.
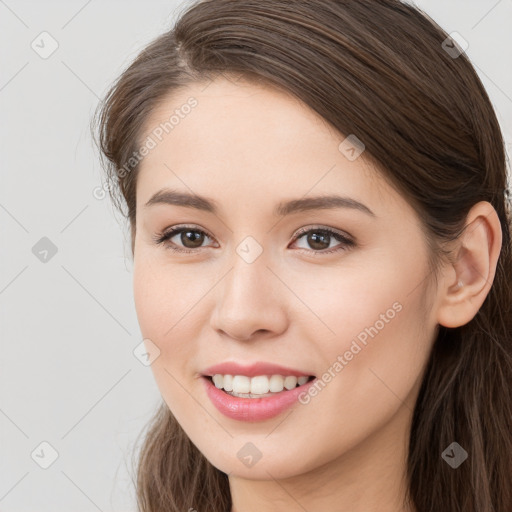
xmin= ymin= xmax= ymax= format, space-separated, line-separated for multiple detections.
xmin=223 ymin=229 xmax=272 ymax=297
xmin=222 ymin=246 xmax=271 ymax=310
xmin=210 ymin=242 xmax=287 ymax=340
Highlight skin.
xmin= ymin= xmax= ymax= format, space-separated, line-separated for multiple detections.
xmin=132 ymin=76 xmax=502 ymax=512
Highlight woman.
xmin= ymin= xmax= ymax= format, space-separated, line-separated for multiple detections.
xmin=93 ymin=1 xmax=512 ymax=511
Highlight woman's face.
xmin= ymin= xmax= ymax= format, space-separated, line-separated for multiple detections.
xmin=133 ymin=77 xmax=439 ymax=479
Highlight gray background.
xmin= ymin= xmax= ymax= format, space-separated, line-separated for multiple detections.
xmin=1 ymin=1 xmax=511 ymax=511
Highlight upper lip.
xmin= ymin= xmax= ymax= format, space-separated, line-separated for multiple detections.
xmin=201 ymin=361 xmax=315 ymax=378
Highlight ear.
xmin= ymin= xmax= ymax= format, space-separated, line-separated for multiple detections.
xmin=436 ymin=201 xmax=502 ymax=328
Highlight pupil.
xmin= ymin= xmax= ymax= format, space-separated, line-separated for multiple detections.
xmin=182 ymin=230 xmax=204 ymax=248
xmin=308 ymin=232 xmax=329 ymax=250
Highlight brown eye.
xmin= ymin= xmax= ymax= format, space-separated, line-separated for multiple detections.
xmin=178 ymin=229 xmax=206 ymax=249
xmin=304 ymin=231 xmax=331 ymax=250
xmin=292 ymin=227 xmax=355 ymax=254
xmin=153 ymin=226 xmax=216 ymax=253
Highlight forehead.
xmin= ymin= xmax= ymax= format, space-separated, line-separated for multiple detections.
xmin=135 ymin=77 xmax=405 ymax=217
xmin=142 ymin=77 xmax=342 ymax=155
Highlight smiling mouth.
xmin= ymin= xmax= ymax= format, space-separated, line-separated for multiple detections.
xmin=204 ymin=374 xmax=316 ymax=398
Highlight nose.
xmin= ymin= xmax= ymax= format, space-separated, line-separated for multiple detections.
xmin=209 ymin=255 xmax=288 ymax=341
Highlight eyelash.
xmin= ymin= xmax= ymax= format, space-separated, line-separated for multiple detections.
xmin=152 ymin=224 xmax=355 ymax=255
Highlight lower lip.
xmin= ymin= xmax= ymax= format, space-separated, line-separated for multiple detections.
xmin=202 ymin=376 xmax=317 ymax=422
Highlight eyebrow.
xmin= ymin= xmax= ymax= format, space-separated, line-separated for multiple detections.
xmin=144 ymin=188 xmax=375 ymax=217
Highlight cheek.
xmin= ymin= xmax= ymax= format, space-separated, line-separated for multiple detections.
xmin=287 ymin=283 xmax=432 ymax=473
xmin=133 ymin=253 xmax=202 ymax=337
xmin=330 ymin=294 xmax=430 ymax=426
xmin=132 ymin=255 xmax=219 ymax=384
xmin=132 ymin=264 xmax=196 ymax=413
xmin=293 ymin=251 xmax=432 ymax=405
xmin=285 ymin=255 xmax=406 ymax=347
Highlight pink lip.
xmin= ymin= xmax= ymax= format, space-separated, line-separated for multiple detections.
xmin=201 ymin=361 xmax=315 ymax=378
xmin=201 ymin=375 xmax=317 ymax=422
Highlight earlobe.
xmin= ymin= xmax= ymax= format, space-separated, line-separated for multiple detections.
xmin=436 ymin=201 xmax=502 ymax=329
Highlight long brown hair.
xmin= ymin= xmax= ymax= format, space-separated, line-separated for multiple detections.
xmin=92 ymin=1 xmax=512 ymax=511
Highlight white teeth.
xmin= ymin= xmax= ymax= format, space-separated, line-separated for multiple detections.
xmin=284 ymin=376 xmax=298 ymax=390
xmin=250 ymin=375 xmax=270 ymax=394
xmin=232 ymin=375 xmax=251 ymax=394
xmin=212 ymin=374 xmax=223 ymax=389
xmin=223 ymin=374 xmax=233 ymax=392
xmin=210 ymin=374 xmax=313 ymax=395
xmin=297 ymin=376 xmax=309 ymax=385
xmin=269 ymin=374 xmax=284 ymax=392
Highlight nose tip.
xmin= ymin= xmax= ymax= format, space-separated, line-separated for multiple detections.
xmin=209 ymin=262 xmax=288 ymax=342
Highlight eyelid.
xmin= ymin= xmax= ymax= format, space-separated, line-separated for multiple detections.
xmin=292 ymin=225 xmax=353 ymax=241
xmin=152 ymin=224 xmax=216 ymax=248
xmin=289 ymin=225 xmax=355 ymax=254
